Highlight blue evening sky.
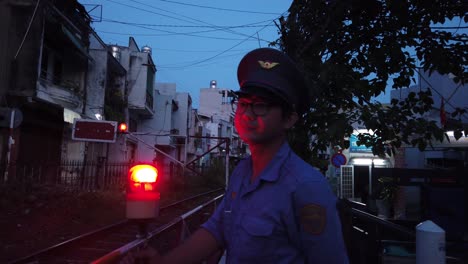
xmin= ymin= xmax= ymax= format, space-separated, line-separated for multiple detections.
xmin=79 ymin=0 xmax=292 ymax=108
xmin=78 ymin=0 xmax=466 ymax=108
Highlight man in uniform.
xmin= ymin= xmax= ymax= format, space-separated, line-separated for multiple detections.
xmin=142 ymin=48 xmax=349 ymax=263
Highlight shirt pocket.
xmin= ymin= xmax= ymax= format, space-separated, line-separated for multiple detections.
xmin=242 ymin=215 xmax=274 ymax=236
xmin=238 ymin=215 xmax=276 ymax=261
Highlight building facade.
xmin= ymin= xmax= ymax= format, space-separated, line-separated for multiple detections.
xmin=0 ymin=0 xmax=92 ymax=180
xmin=198 ymin=80 xmax=244 ymax=159
xmin=0 ymin=0 xmax=241 ymax=185
xmin=391 ymin=71 xmax=468 ymax=169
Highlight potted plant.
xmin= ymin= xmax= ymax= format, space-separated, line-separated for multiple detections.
xmin=374 ymin=176 xmax=399 ymax=219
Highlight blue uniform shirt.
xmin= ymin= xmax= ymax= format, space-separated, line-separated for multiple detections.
xmin=201 ymin=143 xmax=349 ymax=264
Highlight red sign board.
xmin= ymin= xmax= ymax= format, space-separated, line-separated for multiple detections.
xmin=72 ymin=119 xmax=118 ymax=143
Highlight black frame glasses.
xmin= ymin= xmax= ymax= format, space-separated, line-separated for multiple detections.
xmin=231 ymin=99 xmax=274 ymax=116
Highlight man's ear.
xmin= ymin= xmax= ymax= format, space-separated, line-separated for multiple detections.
xmin=284 ymin=112 xmax=298 ymax=130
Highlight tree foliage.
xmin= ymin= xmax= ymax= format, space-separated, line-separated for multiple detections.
xmin=274 ymin=0 xmax=467 ymax=165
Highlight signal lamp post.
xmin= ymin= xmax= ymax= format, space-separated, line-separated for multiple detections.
xmin=126 ymin=164 xmax=160 ymax=238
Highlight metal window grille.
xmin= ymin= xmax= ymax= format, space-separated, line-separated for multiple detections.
xmin=340 ymin=165 xmax=354 ymax=199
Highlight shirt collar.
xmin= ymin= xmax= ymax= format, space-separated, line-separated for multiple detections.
xmin=260 ymin=142 xmax=291 ymax=182
xmin=243 ymin=142 xmax=291 ymax=186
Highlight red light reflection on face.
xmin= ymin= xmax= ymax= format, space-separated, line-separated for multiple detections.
xmin=234 ymin=97 xmax=268 ymax=144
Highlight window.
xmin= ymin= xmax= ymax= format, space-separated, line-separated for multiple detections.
xmin=40 ymin=48 xmax=49 ymax=80
xmin=145 ymin=65 xmax=155 ymax=109
xmin=129 ymin=118 xmax=137 ymax=132
xmin=53 ymin=57 xmax=63 ymax=85
xmin=130 ymin=56 xmax=137 ymax=68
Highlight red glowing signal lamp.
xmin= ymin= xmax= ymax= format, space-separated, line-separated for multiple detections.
xmin=128 ymin=164 xmax=159 ymax=196
xmin=126 ymin=164 xmax=160 ymax=219
xmin=119 ymin=123 xmax=128 ymax=133
xmin=130 ymin=164 xmax=158 ymax=183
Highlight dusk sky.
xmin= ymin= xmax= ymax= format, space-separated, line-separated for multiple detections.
xmin=79 ymin=0 xmax=466 ymax=108
xmin=79 ymin=0 xmax=292 ymax=108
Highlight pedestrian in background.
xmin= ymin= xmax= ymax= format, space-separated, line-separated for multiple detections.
xmin=129 ymin=47 xmax=349 ymax=263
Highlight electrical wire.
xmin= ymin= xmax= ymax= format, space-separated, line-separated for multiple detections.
xmin=157 ymin=0 xmax=282 ymax=15
xmin=446 ymin=82 xmax=463 ymax=104
xmin=431 ymin=26 xmax=467 ymax=30
xmin=156 ymin=14 xmax=285 ymax=69
xmin=96 ymin=29 xmax=261 ymax=41
xmin=101 ymin=18 xmax=274 ymax=29
xmin=157 ymin=51 xmax=248 ymax=69
xmin=117 ymin=0 xmax=274 ymax=42
xmin=14 ymin=0 xmax=41 ymax=60
xmin=103 ymin=21 xmax=261 ymax=36
xmin=103 ymin=0 xmax=199 ymax=25
xmin=146 ymin=47 xmax=249 ymax=53
xmin=97 ymin=19 xmax=259 ymax=41
xmin=95 ymin=11 xmax=277 ymax=42
xmin=140 ymin=98 xmax=170 ymax=135
xmin=415 ymin=69 xmax=468 ymax=120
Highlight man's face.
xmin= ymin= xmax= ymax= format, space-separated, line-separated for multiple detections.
xmin=234 ymin=95 xmax=296 ymax=145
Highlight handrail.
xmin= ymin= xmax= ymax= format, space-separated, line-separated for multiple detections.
xmin=343 ymin=199 xmax=415 ymax=238
xmin=350 ymin=208 xmax=416 ymax=238
xmin=346 ymin=201 xmax=464 ymax=263
xmin=92 ymin=194 xmax=224 ymax=264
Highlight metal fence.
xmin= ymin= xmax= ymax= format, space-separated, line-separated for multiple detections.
xmin=0 ymin=161 xmax=131 ymax=191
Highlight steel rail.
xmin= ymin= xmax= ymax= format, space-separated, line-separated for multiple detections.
xmin=9 ymin=188 xmax=224 ymax=264
xmin=92 ymin=194 xmax=224 ymax=263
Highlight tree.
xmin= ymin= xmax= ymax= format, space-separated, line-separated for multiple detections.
xmin=274 ymin=0 xmax=467 ymax=166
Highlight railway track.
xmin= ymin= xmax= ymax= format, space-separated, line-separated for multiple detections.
xmin=10 ymin=188 xmax=224 ymax=264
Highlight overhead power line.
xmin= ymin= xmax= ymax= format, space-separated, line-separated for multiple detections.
xmin=14 ymin=0 xmax=41 ymax=59
xmin=106 ymin=0 xmax=277 ymax=42
xmin=98 ymin=19 xmax=272 ymax=39
xmin=101 ymin=18 xmax=274 ymax=29
xmin=97 ymin=30 xmax=262 ymax=41
xmin=123 ymin=0 xmax=275 ymax=42
xmin=151 ymin=48 xmax=249 ymax=53
xmin=157 ymin=0 xmax=282 ymax=15
xmin=104 ymin=0 xmax=198 ymax=25
xmin=431 ymin=26 xmax=468 ymax=30
xmin=158 ymin=50 xmax=248 ymax=69
xmin=416 ymin=69 xmax=468 ymax=120
xmin=157 ymin=12 xmax=286 ymax=69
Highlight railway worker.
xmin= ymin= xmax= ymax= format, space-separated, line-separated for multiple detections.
xmin=134 ymin=48 xmax=349 ymax=263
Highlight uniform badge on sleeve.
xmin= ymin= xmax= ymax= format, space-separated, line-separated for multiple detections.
xmin=300 ymin=204 xmax=326 ymax=235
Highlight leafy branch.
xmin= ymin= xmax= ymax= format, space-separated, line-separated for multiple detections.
xmin=277 ymin=0 xmax=467 ymax=161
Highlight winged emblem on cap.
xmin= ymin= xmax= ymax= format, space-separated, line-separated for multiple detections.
xmin=258 ymin=60 xmax=279 ymax=69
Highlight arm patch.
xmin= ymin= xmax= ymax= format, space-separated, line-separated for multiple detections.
xmin=300 ymin=204 xmax=326 ymax=235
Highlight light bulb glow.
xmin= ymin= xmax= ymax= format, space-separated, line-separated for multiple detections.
xmin=130 ymin=165 xmax=158 ymax=183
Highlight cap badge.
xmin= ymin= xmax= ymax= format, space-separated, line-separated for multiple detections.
xmin=258 ymin=60 xmax=279 ymax=70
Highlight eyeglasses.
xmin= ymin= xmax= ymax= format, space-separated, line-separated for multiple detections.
xmin=231 ymin=99 xmax=274 ymax=116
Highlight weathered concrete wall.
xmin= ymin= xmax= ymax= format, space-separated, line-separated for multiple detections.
xmin=85 ymin=49 xmax=107 ymax=119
